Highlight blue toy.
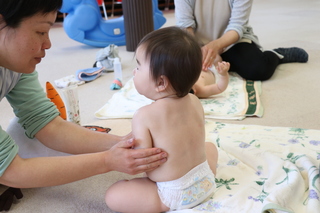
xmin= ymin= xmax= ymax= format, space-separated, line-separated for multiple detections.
xmin=60 ymin=0 xmax=166 ymax=47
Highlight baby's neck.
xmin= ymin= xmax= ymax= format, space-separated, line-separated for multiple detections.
xmin=153 ymin=92 xmax=179 ymax=101
xmin=156 ymin=94 xmax=178 ymax=101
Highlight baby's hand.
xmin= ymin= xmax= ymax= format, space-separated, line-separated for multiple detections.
xmin=216 ymin=61 xmax=230 ymax=76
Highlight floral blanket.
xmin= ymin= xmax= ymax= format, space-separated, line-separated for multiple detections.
xmin=172 ymin=121 xmax=320 ymax=213
xmin=95 ymin=74 xmax=263 ymax=120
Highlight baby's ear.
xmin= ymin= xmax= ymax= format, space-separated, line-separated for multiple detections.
xmin=156 ymin=75 xmax=169 ymax=92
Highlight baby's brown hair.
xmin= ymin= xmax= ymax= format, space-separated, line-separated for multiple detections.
xmin=137 ymin=26 xmax=202 ymax=97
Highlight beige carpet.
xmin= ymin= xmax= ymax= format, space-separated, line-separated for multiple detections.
xmin=1 ymin=0 xmax=320 ymax=212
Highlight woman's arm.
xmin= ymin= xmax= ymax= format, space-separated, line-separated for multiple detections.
xmin=226 ymin=0 xmax=253 ymax=38
xmin=35 ymin=116 xmax=122 ymax=153
xmin=0 ymin=137 xmax=166 ymax=188
xmin=202 ymin=0 xmax=253 ymax=70
xmin=174 ymin=0 xmax=196 ymax=29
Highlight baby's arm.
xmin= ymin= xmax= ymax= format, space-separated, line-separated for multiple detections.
xmin=131 ymin=108 xmax=153 ymax=149
xmin=215 ymin=61 xmax=230 ymax=93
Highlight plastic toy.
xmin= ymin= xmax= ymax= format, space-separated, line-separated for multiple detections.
xmin=60 ymin=0 xmax=166 ymax=47
xmin=46 ymin=82 xmax=67 ymax=120
xmin=110 ymin=78 xmax=123 ymax=90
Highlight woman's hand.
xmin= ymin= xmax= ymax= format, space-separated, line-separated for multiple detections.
xmin=119 ymin=132 xmax=134 ymax=143
xmin=201 ymin=40 xmax=222 ymax=71
xmin=106 ymin=139 xmax=167 ymax=175
xmin=202 ymin=30 xmax=239 ymax=71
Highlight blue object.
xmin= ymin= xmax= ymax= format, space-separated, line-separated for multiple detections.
xmin=110 ymin=78 xmax=122 ymax=90
xmin=75 ymin=67 xmax=104 ymax=82
xmin=60 ymin=0 xmax=166 ymax=47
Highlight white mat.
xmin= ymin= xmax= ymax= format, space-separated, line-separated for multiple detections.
xmin=95 ymin=73 xmax=264 ymax=120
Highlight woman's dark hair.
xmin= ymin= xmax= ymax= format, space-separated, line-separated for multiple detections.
xmin=137 ymin=26 xmax=202 ymax=97
xmin=0 ymin=0 xmax=62 ymax=28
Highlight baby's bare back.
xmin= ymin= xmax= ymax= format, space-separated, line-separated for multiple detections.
xmin=146 ymin=94 xmax=207 ymax=182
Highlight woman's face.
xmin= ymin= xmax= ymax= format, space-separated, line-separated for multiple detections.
xmin=0 ymin=11 xmax=57 ymax=73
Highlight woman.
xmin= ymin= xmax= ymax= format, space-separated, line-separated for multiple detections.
xmin=0 ymin=0 xmax=167 ymax=210
xmin=174 ymin=0 xmax=309 ymax=80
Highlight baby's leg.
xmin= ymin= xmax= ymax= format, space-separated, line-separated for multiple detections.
xmin=105 ymin=177 xmax=169 ymax=213
xmin=205 ymin=142 xmax=218 ymax=175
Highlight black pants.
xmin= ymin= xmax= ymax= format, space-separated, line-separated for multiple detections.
xmin=221 ymin=42 xmax=280 ymax=81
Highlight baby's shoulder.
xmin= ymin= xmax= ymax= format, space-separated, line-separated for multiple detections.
xmin=133 ymin=103 xmax=157 ymax=119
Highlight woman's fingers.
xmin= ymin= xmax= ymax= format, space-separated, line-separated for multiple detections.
xmin=110 ymin=139 xmax=167 ymax=175
xmin=130 ymin=149 xmax=168 ymax=173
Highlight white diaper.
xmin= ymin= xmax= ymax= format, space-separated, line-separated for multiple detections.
xmin=156 ymin=160 xmax=216 ymax=211
xmin=208 ymin=65 xmax=217 ymax=74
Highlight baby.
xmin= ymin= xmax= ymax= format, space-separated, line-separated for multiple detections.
xmin=105 ymin=26 xmax=218 ymax=212
xmin=192 ymin=60 xmax=230 ymax=98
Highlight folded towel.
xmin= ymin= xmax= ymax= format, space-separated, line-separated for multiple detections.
xmin=54 ymin=75 xmax=85 ymax=88
xmin=95 ymin=73 xmax=264 ymax=120
xmin=75 ymin=67 xmax=105 ymax=82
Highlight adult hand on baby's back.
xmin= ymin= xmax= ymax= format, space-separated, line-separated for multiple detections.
xmin=107 ymin=139 xmax=167 ymax=175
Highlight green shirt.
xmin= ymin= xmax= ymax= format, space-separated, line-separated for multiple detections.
xmin=0 ymin=67 xmax=59 ymax=176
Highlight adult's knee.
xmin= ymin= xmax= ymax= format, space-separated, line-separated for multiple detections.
xmin=234 ymin=64 xmax=274 ymax=81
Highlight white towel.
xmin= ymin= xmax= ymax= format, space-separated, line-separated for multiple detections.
xmin=95 ymin=73 xmax=263 ymax=120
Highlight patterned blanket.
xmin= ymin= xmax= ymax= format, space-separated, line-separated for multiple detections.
xmin=95 ymin=74 xmax=263 ymax=120
xmin=172 ymin=121 xmax=320 ymax=213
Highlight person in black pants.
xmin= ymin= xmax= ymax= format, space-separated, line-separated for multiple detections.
xmin=174 ymin=0 xmax=308 ymax=81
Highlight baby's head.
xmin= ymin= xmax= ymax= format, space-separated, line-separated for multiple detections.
xmin=136 ymin=26 xmax=202 ymax=97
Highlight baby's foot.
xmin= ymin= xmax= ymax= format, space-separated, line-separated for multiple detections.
xmin=273 ymin=47 xmax=308 ymax=63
